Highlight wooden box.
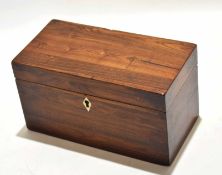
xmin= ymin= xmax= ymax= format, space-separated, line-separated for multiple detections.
xmin=12 ymin=19 xmax=199 ymax=165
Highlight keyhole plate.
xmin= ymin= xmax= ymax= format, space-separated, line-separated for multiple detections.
xmin=83 ymin=97 xmax=91 ymax=112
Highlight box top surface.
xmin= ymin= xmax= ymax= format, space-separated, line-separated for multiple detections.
xmin=13 ymin=19 xmax=196 ymax=95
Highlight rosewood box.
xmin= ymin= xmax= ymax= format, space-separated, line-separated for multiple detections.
xmin=12 ymin=19 xmax=199 ymax=165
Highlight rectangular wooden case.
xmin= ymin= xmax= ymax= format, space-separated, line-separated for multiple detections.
xmin=12 ymin=19 xmax=199 ymax=165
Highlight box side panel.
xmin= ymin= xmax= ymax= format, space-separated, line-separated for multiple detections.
xmin=12 ymin=62 xmax=166 ymax=112
xmin=166 ymin=65 xmax=199 ymax=163
xmin=16 ymin=79 xmax=169 ymax=165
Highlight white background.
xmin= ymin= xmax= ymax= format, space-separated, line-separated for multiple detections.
xmin=1 ymin=0 xmax=222 ymax=174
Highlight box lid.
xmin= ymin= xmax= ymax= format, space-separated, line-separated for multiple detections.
xmin=12 ymin=19 xmax=196 ymax=112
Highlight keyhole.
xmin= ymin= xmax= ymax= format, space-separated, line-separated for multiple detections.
xmin=83 ymin=97 xmax=91 ymax=112
xmin=85 ymin=100 xmax=89 ymax=108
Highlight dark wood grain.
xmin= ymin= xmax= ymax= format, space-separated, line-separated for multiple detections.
xmin=16 ymin=79 xmax=169 ymax=165
xmin=12 ymin=19 xmax=199 ymax=165
xmin=12 ymin=62 xmax=166 ymax=112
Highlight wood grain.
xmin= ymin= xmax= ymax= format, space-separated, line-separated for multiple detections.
xmin=12 ymin=19 xmax=196 ymax=95
xmin=12 ymin=19 xmax=199 ymax=165
xmin=165 ymin=48 xmax=198 ymax=110
xmin=12 ymin=62 xmax=166 ymax=112
xmin=166 ymin=65 xmax=199 ymax=162
xmin=16 ymin=79 xmax=169 ymax=165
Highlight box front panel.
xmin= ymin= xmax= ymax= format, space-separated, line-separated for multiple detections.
xmin=16 ymin=79 xmax=169 ymax=165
